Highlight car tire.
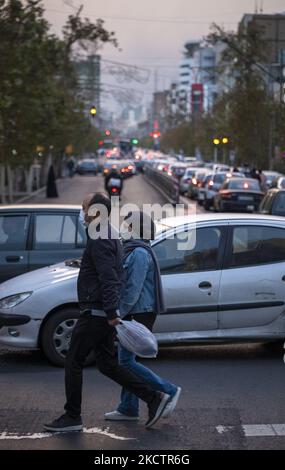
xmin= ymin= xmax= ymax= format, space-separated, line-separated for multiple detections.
xmin=41 ymin=308 xmax=95 ymax=367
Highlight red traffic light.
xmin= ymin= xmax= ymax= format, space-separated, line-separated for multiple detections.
xmin=98 ymin=140 xmax=104 ymax=146
xmin=105 ymin=129 xmax=111 ymax=137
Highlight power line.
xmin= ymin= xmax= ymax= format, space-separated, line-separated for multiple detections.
xmin=46 ymin=8 xmax=238 ymax=25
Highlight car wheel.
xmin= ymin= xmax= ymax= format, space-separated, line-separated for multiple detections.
xmin=41 ymin=308 xmax=95 ymax=367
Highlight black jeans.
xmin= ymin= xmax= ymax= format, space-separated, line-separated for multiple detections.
xmin=64 ymin=314 xmax=157 ymax=418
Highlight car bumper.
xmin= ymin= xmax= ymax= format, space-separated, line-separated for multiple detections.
xmin=0 ymin=312 xmax=31 ymax=328
xmin=221 ymin=201 xmax=259 ymax=211
xmin=0 ymin=318 xmax=41 ymax=349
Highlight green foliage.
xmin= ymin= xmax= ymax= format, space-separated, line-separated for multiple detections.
xmin=0 ymin=0 xmax=118 ymax=167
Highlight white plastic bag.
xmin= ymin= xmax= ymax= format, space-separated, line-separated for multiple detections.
xmin=115 ymin=320 xmax=158 ymax=358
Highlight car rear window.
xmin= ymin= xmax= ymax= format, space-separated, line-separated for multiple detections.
xmin=228 ymin=179 xmax=260 ymax=190
xmin=213 ymin=174 xmax=226 ymax=183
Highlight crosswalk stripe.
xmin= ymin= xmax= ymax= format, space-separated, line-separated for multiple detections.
xmin=216 ymin=424 xmax=285 ymax=437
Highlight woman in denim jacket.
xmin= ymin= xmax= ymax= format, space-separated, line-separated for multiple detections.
xmin=105 ymin=211 xmax=181 ymax=421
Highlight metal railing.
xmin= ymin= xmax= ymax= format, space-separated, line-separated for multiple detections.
xmin=144 ymin=164 xmax=180 ymax=205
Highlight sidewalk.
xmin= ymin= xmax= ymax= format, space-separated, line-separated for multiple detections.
xmin=19 ymin=175 xmax=105 ymax=205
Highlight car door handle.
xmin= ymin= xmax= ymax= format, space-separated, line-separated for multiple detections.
xmin=199 ymin=281 xmax=212 ymax=289
xmin=6 ymin=256 xmax=23 ymax=262
xmin=282 ymin=275 xmax=285 ymax=282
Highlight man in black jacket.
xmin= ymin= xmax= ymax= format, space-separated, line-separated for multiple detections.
xmin=44 ymin=193 xmax=171 ymax=432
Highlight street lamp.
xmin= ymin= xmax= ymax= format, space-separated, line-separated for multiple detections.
xmin=212 ymin=137 xmax=229 ymax=163
xmin=213 ymin=138 xmax=220 ymax=163
xmin=90 ymin=106 xmax=97 ymax=117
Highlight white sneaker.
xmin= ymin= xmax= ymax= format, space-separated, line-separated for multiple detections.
xmin=162 ymin=387 xmax=181 ymax=418
xmin=104 ymin=410 xmax=139 ymax=421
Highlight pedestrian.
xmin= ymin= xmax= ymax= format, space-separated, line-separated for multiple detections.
xmin=46 ymin=164 xmax=58 ymax=198
xmin=258 ymin=168 xmax=267 ymax=192
xmin=67 ymin=156 xmax=75 ymax=177
xmin=105 ymin=210 xmax=181 ymax=422
xmin=44 ymin=194 xmax=171 ymax=432
xmin=250 ymin=167 xmax=260 ymax=182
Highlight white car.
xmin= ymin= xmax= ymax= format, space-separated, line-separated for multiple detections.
xmin=1 ymin=214 xmax=285 ymax=366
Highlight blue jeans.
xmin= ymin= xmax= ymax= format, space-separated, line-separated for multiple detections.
xmin=117 ymin=344 xmax=178 ymax=417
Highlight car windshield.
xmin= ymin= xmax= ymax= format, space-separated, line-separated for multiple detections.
xmin=228 ymin=179 xmax=260 ymax=190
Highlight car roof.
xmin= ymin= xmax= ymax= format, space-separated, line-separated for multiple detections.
xmin=227 ymin=177 xmax=257 ymax=182
xmin=268 ymin=188 xmax=285 ymax=193
xmin=158 ymin=213 xmax=285 ymax=228
xmin=0 ymin=204 xmax=81 ymax=211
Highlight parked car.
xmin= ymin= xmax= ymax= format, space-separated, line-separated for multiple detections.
xmin=214 ymin=178 xmax=264 ymax=212
xmin=263 ymin=171 xmax=283 ymax=189
xmin=1 ymin=214 xmax=285 ymax=366
xmin=259 ymin=189 xmax=285 ymax=217
xmin=187 ymin=169 xmax=209 ymax=199
xmin=0 ymin=205 xmax=86 ymax=282
xmin=179 ymin=168 xmax=197 ymax=195
xmin=195 ymin=173 xmax=212 ymax=206
xmin=204 ymin=172 xmax=228 ymax=210
xmin=270 ymin=176 xmax=285 ymax=190
xmin=168 ymin=163 xmax=188 ymax=180
xmin=212 ymin=164 xmax=230 ymax=173
xmin=76 ymin=159 xmax=98 ymax=175
xmin=120 ymin=160 xmax=136 ymax=178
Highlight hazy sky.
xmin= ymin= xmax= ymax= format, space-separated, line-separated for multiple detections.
xmin=42 ymin=0 xmax=285 ymax=113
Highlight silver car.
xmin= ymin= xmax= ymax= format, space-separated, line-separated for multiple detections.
xmin=1 ymin=213 xmax=285 ymax=366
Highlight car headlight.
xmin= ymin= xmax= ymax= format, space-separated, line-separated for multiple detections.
xmin=0 ymin=292 xmax=33 ymax=309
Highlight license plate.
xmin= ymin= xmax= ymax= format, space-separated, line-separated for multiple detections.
xmin=239 ymin=195 xmax=253 ymax=201
xmin=247 ymin=205 xmax=255 ymax=211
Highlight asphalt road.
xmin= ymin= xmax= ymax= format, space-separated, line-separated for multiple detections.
xmin=1 ymin=173 xmax=285 ymax=450
xmin=1 ymin=343 xmax=285 ymax=450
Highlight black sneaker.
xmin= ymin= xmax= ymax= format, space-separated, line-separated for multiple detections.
xmin=145 ymin=393 xmax=171 ymax=429
xmin=43 ymin=413 xmax=83 ymax=432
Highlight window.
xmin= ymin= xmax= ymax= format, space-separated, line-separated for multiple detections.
xmin=34 ymin=214 xmax=77 ymax=250
xmin=213 ymin=174 xmax=226 ymax=184
xmin=227 ymin=179 xmax=260 ymax=191
xmin=230 ymin=225 xmax=285 ymax=268
xmin=259 ymin=193 xmax=271 ymax=213
xmin=153 ymin=227 xmax=222 ymax=274
xmin=0 ymin=215 xmax=29 ymax=251
xmin=272 ymin=193 xmax=285 ymax=216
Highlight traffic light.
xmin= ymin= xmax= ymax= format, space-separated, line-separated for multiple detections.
xmin=90 ymin=106 xmax=97 ymax=116
xmin=105 ymin=129 xmax=111 ymax=137
xmin=222 ymin=137 xmax=229 ymax=144
xmin=98 ymin=140 xmax=104 ymax=146
xmin=132 ymin=138 xmax=139 ymax=145
xmin=213 ymin=138 xmax=220 ymax=145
